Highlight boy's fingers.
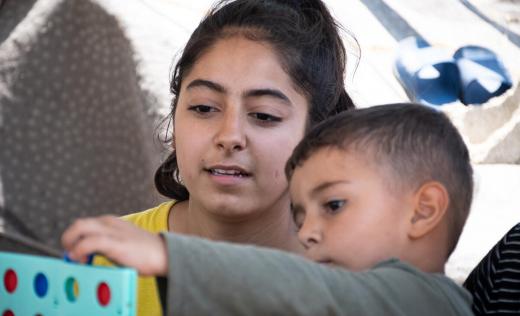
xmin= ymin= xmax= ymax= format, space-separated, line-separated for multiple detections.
xmin=98 ymin=215 xmax=124 ymax=227
xmin=68 ymin=233 xmax=119 ymax=264
xmin=61 ymin=217 xmax=116 ymax=250
xmin=61 ymin=218 xmax=94 ymax=250
xmin=89 ymin=216 xmax=133 ymax=234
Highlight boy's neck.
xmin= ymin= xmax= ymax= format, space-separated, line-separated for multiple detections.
xmin=168 ymin=200 xmax=303 ymax=253
xmin=403 ymin=234 xmax=448 ymax=274
xmin=404 ymin=255 xmax=446 ymax=274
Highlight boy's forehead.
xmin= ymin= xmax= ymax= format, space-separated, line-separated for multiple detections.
xmin=289 ymin=147 xmax=361 ymax=186
xmin=289 ymin=146 xmax=408 ymax=196
xmin=296 ymin=146 xmax=364 ymax=171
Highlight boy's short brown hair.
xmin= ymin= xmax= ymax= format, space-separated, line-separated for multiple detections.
xmin=286 ymin=103 xmax=473 ymax=256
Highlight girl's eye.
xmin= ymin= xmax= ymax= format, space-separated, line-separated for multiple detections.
xmin=324 ymin=200 xmax=346 ymax=213
xmin=188 ymin=105 xmax=217 ymax=114
xmin=249 ymin=112 xmax=282 ymax=123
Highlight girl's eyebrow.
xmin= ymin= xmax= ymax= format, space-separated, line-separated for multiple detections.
xmin=185 ymin=79 xmax=291 ymax=106
xmin=243 ymin=89 xmax=291 ymax=106
xmin=186 ymin=79 xmax=226 ymax=93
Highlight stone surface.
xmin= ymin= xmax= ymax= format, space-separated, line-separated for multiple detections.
xmin=0 ymin=0 xmax=162 ymax=248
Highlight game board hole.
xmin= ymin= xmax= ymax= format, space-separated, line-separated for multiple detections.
xmin=64 ymin=277 xmax=80 ymax=302
xmin=97 ymin=282 xmax=111 ymax=306
xmin=34 ymin=273 xmax=49 ymax=298
xmin=2 ymin=309 xmax=14 ymax=316
xmin=3 ymin=269 xmax=17 ymax=293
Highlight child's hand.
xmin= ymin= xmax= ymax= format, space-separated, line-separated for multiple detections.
xmin=61 ymin=216 xmax=168 ymax=276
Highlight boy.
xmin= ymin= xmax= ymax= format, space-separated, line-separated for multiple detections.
xmin=62 ymin=103 xmax=474 ymax=315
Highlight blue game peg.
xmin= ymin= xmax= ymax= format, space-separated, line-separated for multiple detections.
xmin=63 ymin=252 xmax=95 ymax=265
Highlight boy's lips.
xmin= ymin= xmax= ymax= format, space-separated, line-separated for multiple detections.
xmin=307 ymin=254 xmax=334 ymax=265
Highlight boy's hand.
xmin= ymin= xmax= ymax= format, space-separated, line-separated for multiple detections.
xmin=61 ymin=216 xmax=168 ymax=276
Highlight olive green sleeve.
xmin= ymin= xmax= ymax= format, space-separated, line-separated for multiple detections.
xmin=160 ymin=233 xmax=473 ymax=316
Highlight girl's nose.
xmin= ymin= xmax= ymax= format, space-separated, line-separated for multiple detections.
xmin=214 ymin=108 xmax=246 ymax=152
xmin=298 ymin=216 xmax=322 ymax=250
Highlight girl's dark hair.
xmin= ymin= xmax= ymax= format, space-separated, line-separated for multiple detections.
xmin=155 ymin=0 xmax=356 ymax=201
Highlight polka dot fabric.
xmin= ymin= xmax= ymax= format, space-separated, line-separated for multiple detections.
xmin=0 ymin=0 xmax=161 ymax=247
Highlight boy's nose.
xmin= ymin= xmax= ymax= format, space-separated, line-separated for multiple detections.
xmin=298 ymin=217 xmax=322 ymax=249
xmin=214 ymin=109 xmax=246 ymax=152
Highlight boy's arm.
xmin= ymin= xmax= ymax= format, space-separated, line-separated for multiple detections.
xmin=162 ymin=233 xmax=473 ymax=316
xmin=60 ymin=216 xmax=472 ymax=316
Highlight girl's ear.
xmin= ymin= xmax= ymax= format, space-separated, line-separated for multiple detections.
xmin=408 ymin=181 xmax=449 ymax=239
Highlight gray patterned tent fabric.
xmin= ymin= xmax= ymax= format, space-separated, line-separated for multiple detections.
xmin=0 ymin=0 xmax=162 ymax=248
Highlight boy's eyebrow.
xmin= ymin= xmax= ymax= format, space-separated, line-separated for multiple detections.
xmin=311 ymin=180 xmax=351 ymax=196
xmin=186 ymin=79 xmax=226 ymax=93
xmin=243 ymin=89 xmax=292 ymax=105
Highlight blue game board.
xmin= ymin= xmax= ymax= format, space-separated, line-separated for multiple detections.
xmin=0 ymin=251 xmax=137 ymax=316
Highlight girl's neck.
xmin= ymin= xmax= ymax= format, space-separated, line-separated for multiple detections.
xmin=169 ymin=200 xmax=303 ymax=253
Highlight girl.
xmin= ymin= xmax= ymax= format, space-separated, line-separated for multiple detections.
xmin=99 ymin=0 xmax=356 ymax=314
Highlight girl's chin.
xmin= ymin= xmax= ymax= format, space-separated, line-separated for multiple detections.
xmin=203 ymin=199 xmax=257 ymax=217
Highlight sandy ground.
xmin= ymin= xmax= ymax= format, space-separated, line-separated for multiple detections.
xmin=98 ymin=0 xmax=520 ymax=282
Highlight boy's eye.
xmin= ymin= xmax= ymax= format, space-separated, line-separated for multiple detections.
xmin=324 ymin=200 xmax=346 ymax=213
xmin=249 ymin=112 xmax=282 ymax=122
xmin=188 ymin=105 xmax=217 ymax=114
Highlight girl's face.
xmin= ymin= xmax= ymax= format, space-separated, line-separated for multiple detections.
xmin=174 ymin=36 xmax=308 ymax=218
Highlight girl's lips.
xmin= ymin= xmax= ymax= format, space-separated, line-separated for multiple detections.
xmin=204 ymin=165 xmax=252 ymax=177
xmin=208 ymin=168 xmax=250 ymax=177
xmin=204 ymin=166 xmax=252 ymax=186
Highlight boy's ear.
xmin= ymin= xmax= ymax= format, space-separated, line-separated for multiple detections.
xmin=408 ymin=181 xmax=449 ymax=239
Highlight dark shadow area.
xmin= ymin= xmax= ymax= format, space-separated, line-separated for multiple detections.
xmin=360 ymin=0 xmax=426 ymax=42
xmin=2 ymin=207 xmax=40 ymax=241
xmin=0 ymin=0 xmax=38 ymax=44
xmin=0 ymin=229 xmax=61 ymax=257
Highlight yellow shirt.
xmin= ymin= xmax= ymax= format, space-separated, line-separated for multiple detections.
xmin=94 ymin=201 xmax=175 ymax=316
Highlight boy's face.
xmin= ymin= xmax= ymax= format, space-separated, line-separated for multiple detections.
xmin=289 ymin=147 xmax=414 ymax=271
